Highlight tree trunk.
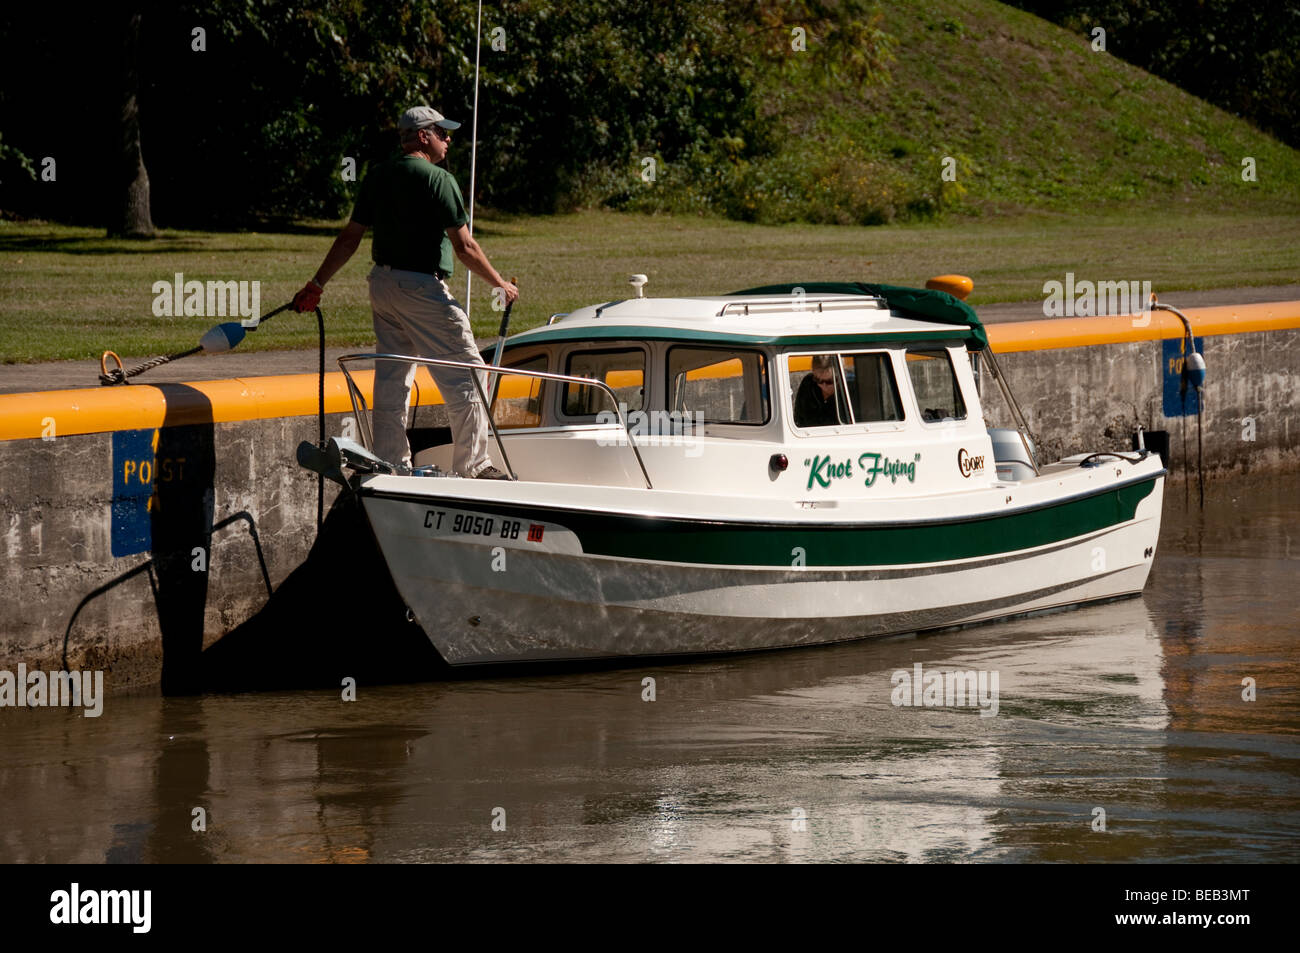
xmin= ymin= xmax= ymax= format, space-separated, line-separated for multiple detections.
xmin=109 ymin=11 xmax=155 ymax=238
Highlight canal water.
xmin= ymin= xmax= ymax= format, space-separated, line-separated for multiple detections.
xmin=2 ymin=473 xmax=1296 ymax=863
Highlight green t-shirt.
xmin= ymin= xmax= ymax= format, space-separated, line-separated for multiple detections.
xmin=350 ymin=154 xmax=469 ymax=277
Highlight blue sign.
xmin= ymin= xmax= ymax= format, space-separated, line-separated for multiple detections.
xmin=1161 ymin=338 xmax=1204 ymax=418
xmin=111 ymin=428 xmax=158 ymax=558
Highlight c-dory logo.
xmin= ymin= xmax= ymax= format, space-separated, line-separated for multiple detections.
xmin=805 ymin=452 xmax=920 ymax=490
xmin=957 ymin=447 xmax=985 ymax=478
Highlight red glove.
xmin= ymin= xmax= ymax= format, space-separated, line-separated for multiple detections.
xmin=293 ymin=280 xmax=323 ymax=312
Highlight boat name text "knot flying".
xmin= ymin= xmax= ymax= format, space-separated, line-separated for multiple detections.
xmin=804 ymin=452 xmax=921 ymax=490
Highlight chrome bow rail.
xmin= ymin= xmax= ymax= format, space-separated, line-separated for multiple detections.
xmin=336 ymin=353 xmax=654 ymax=488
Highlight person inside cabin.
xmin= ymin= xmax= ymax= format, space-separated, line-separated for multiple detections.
xmin=793 ymin=354 xmax=842 ymax=427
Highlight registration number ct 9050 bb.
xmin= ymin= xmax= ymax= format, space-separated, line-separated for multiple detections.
xmin=424 ymin=509 xmax=522 ymax=540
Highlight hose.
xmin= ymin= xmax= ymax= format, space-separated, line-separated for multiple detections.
xmin=314 ymin=306 xmax=325 ymax=530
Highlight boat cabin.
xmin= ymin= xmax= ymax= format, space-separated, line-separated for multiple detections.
xmin=410 ymin=290 xmax=1016 ymax=498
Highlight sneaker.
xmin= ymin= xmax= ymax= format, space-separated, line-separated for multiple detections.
xmin=474 ymin=465 xmax=511 ymax=480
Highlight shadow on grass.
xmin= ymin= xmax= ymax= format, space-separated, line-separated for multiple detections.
xmin=240 ymin=219 xmax=349 ymax=237
xmin=0 ymin=214 xmax=528 ymax=252
xmin=454 ymin=207 xmax=537 ymax=239
xmin=0 ymin=234 xmax=210 ymax=255
xmin=0 ymin=219 xmax=344 ymax=253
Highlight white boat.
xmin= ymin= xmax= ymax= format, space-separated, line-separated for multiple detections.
xmin=310 ymin=276 xmax=1166 ymax=667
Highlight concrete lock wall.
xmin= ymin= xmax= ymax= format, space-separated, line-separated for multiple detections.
xmin=0 ymin=416 xmax=333 ymax=687
xmin=995 ymin=330 xmax=1300 ymax=473
xmin=1 ymin=302 xmax=1297 ymax=693
xmin=0 ymin=370 xmax=453 ymax=693
xmin=986 ymin=305 xmax=1300 ymax=473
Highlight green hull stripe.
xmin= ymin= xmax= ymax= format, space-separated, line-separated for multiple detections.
xmin=368 ymin=478 xmax=1157 ymax=567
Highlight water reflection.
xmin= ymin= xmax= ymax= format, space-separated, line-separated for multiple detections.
xmin=1 ymin=475 xmax=1297 ymax=862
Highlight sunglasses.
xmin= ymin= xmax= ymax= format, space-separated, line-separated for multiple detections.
xmin=430 ymin=126 xmax=451 ymax=142
xmin=813 ymin=374 xmax=835 ymax=386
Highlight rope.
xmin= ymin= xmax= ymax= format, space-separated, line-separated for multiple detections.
xmin=99 ymin=346 xmax=202 ymax=385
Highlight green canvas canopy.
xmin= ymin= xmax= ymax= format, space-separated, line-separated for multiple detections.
xmin=731 ymin=282 xmax=989 ymax=350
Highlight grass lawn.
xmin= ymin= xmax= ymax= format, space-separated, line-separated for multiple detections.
xmin=822 ymin=0 xmax=1300 ymax=218
xmin=2 ymin=208 xmax=1298 ymax=363
xmin=615 ymin=0 xmax=1300 ymax=226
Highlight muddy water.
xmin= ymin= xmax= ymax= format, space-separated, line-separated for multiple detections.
xmin=2 ymin=474 xmax=1297 ymax=863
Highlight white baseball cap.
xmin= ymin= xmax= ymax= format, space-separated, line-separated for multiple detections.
xmin=398 ymin=106 xmax=461 ymax=132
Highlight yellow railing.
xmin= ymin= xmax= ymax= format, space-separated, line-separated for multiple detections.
xmin=2 ymin=300 xmax=1296 ymax=440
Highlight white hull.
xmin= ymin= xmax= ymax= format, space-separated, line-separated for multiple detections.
xmin=360 ymin=468 xmax=1164 ymax=665
xmin=330 ymin=285 xmax=1172 ymax=668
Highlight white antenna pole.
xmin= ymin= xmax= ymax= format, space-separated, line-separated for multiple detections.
xmin=465 ymin=0 xmax=483 ymax=318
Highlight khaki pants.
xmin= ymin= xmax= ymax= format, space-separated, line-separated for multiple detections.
xmin=367 ymin=265 xmax=490 ymax=476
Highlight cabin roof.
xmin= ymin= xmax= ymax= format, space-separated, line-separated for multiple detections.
xmin=503 ymin=286 xmax=986 ymax=353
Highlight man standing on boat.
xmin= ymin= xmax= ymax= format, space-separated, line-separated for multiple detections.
xmin=293 ymin=105 xmax=519 ymax=479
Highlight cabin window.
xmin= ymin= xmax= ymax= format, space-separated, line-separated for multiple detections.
xmin=666 ymin=347 xmax=769 ymax=425
xmin=843 ymin=352 xmax=904 ymax=423
xmin=562 ymin=348 xmax=645 ymax=417
xmin=789 ymin=354 xmax=848 ymax=428
xmin=789 ymin=351 xmax=902 ymax=428
xmin=905 ymin=349 xmax=967 ymax=422
xmin=493 ymin=353 xmax=548 ymax=430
